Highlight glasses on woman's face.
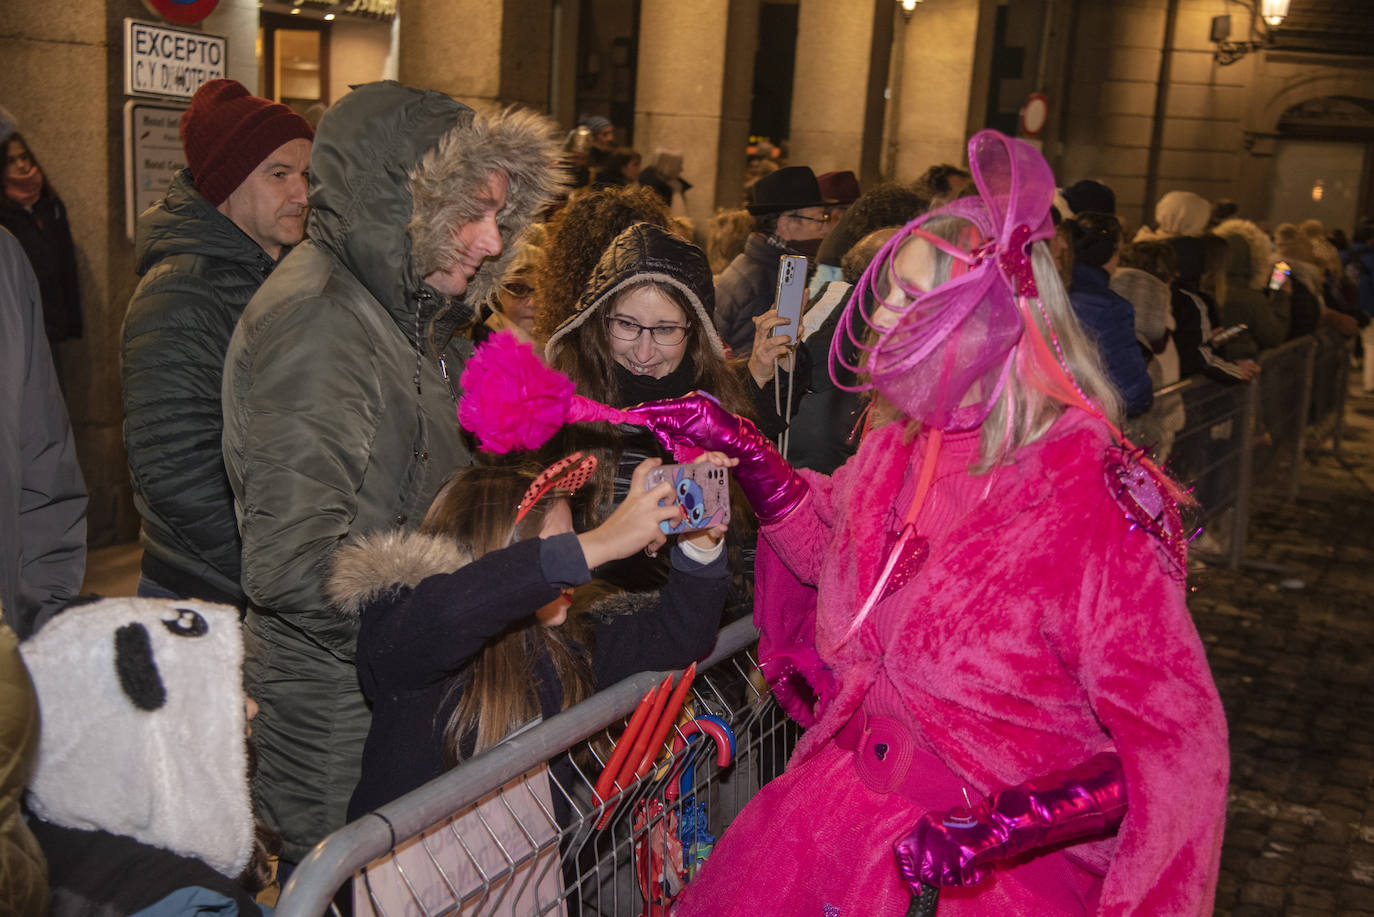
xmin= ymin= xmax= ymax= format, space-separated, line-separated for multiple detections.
xmin=502 ymin=281 xmax=532 ymax=299
xmin=606 ymin=315 xmax=689 ymax=346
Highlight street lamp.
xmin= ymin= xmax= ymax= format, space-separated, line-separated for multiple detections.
xmin=1260 ymin=0 xmax=1291 ymax=27
xmin=899 ymin=0 xmax=921 ymax=24
xmin=1210 ymin=0 xmax=1289 ymax=66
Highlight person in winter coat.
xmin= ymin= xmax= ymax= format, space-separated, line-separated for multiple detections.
xmin=1112 ymin=245 xmax=1184 ymax=460
xmin=1214 ymin=217 xmax=1292 ymax=353
xmin=221 ymin=81 xmax=562 ymax=866
xmin=0 ymin=228 xmax=86 ymax=640
xmin=1068 ymin=211 xmax=1153 ymax=416
xmin=121 ymin=79 xmax=313 ymax=607
xmin=331 ymin=454 xmax=730 ymax=819
xmin=0 ymin=112 xmax=82 ymax=375
xmin=714 ymin=166 xmax=834 ymax=356
xmin=620 ymin=131 xmax=1227 ymax=916
xmin=1167 ymin=235 xmax=1259 ymax=383
xmin=24 ymin=597 xmax=274 ymax=916
xmin=540 ymin=222 xmax=764 ymax=610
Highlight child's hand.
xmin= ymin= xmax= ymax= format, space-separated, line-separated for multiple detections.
xmin=681 ymin=451 xmax=735 ymax=549
xmin=577 ymin=458 xmax=681 ymax=569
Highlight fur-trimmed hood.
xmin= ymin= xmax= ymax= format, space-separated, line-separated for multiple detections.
xmin=306 ymin=82 xmax=563 ymax=340
xmin=1214 ymin=217 xmax=1276 ymax=291
xmin=327 ymin=531 xmax=472 ymax=618
xmin=326 ymin=530 xmax=663 ymax=622
xmin=545 ymin=221 xmax=725 ymax=362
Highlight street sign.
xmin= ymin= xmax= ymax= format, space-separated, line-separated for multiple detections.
xmin=141 ymin=0 xmax=221 ymax=24
xmin=124 ymin=99 xmax=187 ymax=243
xmin=1020 ymin=93 xmax=1049 ymax=138
xmin=124 ymin=19 xmax=227 ymax=100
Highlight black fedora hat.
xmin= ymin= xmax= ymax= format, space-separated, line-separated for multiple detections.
xmin=747 ymin=166 xmax=834 ymax=215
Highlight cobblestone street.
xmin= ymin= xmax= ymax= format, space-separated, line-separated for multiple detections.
xmin=1198 ymin=387 xmax=1374 ymax=916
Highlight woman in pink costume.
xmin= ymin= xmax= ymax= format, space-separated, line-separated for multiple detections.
xmin=624 ymin=131 xmax=1228 ymax=915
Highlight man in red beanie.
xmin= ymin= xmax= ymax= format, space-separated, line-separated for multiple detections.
xmin=119 ymin=79 xmax=313 ymax=608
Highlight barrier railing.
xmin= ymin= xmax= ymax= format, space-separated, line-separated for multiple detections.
xmin=1147 ymin=329 xmax=1349 ymax=569
xmin=275 ymin=331 xmax=1352 ymax=916
xmin=275 ymin=616 xmax=796 ymax=917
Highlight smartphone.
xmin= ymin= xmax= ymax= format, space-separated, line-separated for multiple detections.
xmin=773 ymin=254 xmax=808 ymax=344
xmin=1209 ymin=323 xmax=1248 ymax=346
xmin=645 ymin=463 xmax=731 ymax=535
xmin=1268 ymin=260 xmax=1291 ymax=291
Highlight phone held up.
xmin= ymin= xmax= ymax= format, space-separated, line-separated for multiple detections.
xmin=645 ymin=463 xmax=731 ymax=535
xmin=1268 ymin=260 xmax=1291 ymax=291
xmin=773 ymin=254 xmax=808 ymax=344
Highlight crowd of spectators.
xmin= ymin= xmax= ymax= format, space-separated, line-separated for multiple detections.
xmin=1 ymin=79 xmax=1370 ymax=913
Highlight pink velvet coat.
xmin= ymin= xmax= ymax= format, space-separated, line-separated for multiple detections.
xmin=675 ymin=410 xmax=1228 ymax=916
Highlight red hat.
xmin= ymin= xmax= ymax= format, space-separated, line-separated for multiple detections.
xmin=180 ymin=79 xmax=314 ymax=206
xmin=817 ymin=170 xmax=860 ymax=206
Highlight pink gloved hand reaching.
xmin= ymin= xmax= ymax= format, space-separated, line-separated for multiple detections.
xmin=622 ymin=392 xmax=808 ymax=525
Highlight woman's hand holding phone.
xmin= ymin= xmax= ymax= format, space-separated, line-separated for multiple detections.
xmin=748 ymin=309 xmax=797 ymax=386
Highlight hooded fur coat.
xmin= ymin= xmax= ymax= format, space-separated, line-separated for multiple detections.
xmin=675 ymin=410 xmax=1228 ymax=916
xmin=221 ymin=81 xmax=562 ymax=860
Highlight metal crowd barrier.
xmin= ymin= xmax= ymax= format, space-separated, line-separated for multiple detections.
xmin=1149 ymin=329 xmax=1350 ymax=570
xmin=275 ymin=616 xmax=798 ymax=917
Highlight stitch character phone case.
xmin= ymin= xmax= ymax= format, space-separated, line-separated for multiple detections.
xmin=645 ymin=464 xmax=731 ymax=534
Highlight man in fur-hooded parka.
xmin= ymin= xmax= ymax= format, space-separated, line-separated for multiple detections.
xmin=222 ymin=81 xmax=562 ymax=863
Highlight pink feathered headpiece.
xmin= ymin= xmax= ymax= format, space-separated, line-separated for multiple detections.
xmin=832 ymin=130 xmax=1067 ymax=431
xmin=457 ymin=331 xmax=636 ymax=453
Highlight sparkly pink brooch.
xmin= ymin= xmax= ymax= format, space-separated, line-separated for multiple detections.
xmin=1103 ymin=443 xmax=1189 ymax=576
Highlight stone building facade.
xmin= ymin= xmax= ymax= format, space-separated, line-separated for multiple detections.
xmin=3 ymin=0 xmax=1371 ymax=546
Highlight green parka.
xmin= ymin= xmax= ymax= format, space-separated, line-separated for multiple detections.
xmin=221 ymin=82 xmax=559 ymax=860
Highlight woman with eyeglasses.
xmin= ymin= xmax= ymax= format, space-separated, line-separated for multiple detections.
xmin=540 ymin=220 xmax=755 ymax=598
xmin=472 ymin=233 xmax=542 ymax=345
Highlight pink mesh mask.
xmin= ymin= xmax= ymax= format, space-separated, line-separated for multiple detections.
xmin=831 ymin=130 xmax=1057 ymax=431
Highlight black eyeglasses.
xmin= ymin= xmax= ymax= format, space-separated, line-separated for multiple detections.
xmin=606 ymin=315 xmax=689 ymax=346
xmin=785 ymin=212 xmax=831 ymax=225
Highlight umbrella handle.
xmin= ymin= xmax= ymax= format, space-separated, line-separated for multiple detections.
xmin=665 ymin=715 xmax=736 ymax=801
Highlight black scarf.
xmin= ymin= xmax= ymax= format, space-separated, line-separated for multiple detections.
xmin=612 ymin=355 xmax=699 ymax=407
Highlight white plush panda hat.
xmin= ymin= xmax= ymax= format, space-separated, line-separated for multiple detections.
xmin=21 ymin=598 xmax=253 ymax=877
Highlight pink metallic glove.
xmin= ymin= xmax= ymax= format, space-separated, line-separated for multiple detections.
xmin=622 ymin=392 xmax=808 ymax=525
xmin=894 ymin=752 xmax=1127 ymax=890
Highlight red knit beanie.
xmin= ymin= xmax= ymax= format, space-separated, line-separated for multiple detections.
xmin=180 ymin=79 xmax=315 ymax=206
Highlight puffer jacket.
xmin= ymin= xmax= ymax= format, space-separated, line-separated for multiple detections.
xmin=221 ymin=81 xmax=557 ymax=862
xmin=0 ymin=622 xmax=46 ymax=915
xmin=1069 ymin=262 xmax=1153 ymax=416
xmin=121 ymin=170 xmax=277 ymax=606
xmin=714 ymin=233 xmax=791 ymax=355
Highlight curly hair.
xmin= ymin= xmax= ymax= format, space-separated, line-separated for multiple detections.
xmin=533 ymin=185 xmax=671 ymax=341
xmin=706 ymin=208 xmax=752 ymax=274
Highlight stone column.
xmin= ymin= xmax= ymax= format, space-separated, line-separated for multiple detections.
xmin=398 ymin=0 xmax=553 ymax=112
xmin=634 ymin=0 xmax=760 ymax=233
xmin=787 ymin=0 xmax=893 ymax=185
xmin=889 ymin=0 xmax=986 ymax=182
